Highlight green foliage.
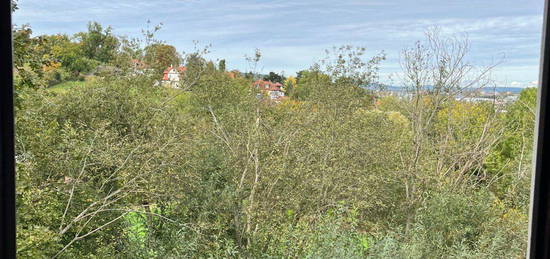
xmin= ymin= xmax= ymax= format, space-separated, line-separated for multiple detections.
xmin=253 ymin=205 xmax=369 ymax=258
xmin=76 ymin=22 xmax=120 ymax=63
xmin=263 ymin=71 xmax=285 ymax=84
xmin=14 ymin=26 xmax=533 ymax=258
xmin=368 ymin=189 xmax=527 ymax=258
xmin=292 ymin=69 xmax=331 ymax=100
xmin=484 ymin=88 xmax=537 ymax=208
xmin=47 ymin=78 xmax=95 ymax=94
xmin=17 ymin=77 xmax=191 ymax=257
xmin=144 ymin=43 xmax=182 ymax=75
xmin=43 ymin=67 xmax=71 ymax=86
xmin=11 ymin=0 xmax=18 ymax=12
xmin=12 ymin=25 xmax=50 ymax=91
xmin=12 ymin=21 xmax=120 ymax=100
xmin=54 ymin=36 xmax=100 ymax=75
xmin=218 ymin=59 xmax=226 ymax=71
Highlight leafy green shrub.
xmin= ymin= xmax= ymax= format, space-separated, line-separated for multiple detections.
xmin=367 ymin=189 xmax=527 ymax=258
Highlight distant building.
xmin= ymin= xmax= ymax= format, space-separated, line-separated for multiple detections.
xmin=162 ymin=66 xmax=187 ymax=88
xmin=503 ymin=95 xmax=519 ymax=103
xmin=253 ymin=79 xmax=285 ymax=101
xmin=131 ymin=59 xmax=147 ymax=70
xmin=129 ymin=59 xmax=153 ymax=76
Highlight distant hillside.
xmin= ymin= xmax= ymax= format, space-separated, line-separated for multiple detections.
xmin=379 ymin=85 xmax=528 ymax=94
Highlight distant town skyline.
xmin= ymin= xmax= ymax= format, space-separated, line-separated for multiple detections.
xmin=14 ymin=0 xmax=544 ymax=88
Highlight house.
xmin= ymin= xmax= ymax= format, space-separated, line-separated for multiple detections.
xmin=129 ymin=59 xmax=150 ymax=75
xmin=162 ymin=66 xmax=187 ymax=88
xmin=131 ymin=59 xmax=147 ymax=70
xmin=253 ymin=79 xmax=285 ymax=101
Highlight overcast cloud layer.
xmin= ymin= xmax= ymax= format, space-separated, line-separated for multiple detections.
xmin=14 ymin=0 xmax=544 ymax=87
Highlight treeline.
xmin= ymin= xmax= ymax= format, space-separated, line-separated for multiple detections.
xmin=13 ymin=11 xmax=536 ymax=259
xmin=12 ymin=16 xmax=190 ymax=93
xmin=14 ymin=21 xmax=121 ymax=88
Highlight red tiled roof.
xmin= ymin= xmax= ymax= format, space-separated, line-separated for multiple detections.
xmin=253 ymin=80 xmax=283 ymax=92
xmin=163 ymin=66 xmax=187 ymax=81
xmin=162 ymin=68 xmax=170 ymax=80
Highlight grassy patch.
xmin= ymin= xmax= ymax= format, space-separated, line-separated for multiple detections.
xmin=48 ymin=80 xmax=90 ymax=94
xmin=163 ymin=88 xmax=193 ymax=113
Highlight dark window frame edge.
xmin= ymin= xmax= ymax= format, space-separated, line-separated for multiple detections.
xmin=1 ymin=0 xmax=16 ymax=258
xmin=2 ymin=1 xmax=550 ymax=258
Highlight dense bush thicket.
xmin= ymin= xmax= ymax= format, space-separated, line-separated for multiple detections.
xmin=16 ymin=61 xmax=534 ymax=258
xmin=12 ymin=15 xmax=534 ymax=257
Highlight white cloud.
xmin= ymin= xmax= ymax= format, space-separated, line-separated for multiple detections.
xmin=12 ymin=0 xmax=543 ymax=82
xmin=528 ymin=80 xmax=539 ymax=87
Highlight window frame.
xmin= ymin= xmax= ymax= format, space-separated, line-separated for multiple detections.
xmin=1 ymin=1 xmax=550 ymax=258
xmin=1 ymin=0 xmax=16 ymax=258
xmin=528 ymin=0 xmax=550 ymax=258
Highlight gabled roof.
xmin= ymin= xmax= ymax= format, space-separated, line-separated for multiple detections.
xmin=253 ymin=79 xmax=283 ymax=92
xmin=163 ymin=66 xmax=187 ymax=74
xmin=163 ymin=66 xmax=187 ymax=81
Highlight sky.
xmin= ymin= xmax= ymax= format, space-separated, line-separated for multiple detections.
xmin=14 ymin=0 xmax=544 ymax=87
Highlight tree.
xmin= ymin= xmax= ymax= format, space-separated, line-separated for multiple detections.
xmin=504 ymin=88 xmax=537 ymax=179
xmin=291 ymin=69 xmax=330 ymax=100
xmin=320 ymin=45 xmax=385 ymax=87
xmin=398 ymin=29 xmax=501 ymax=231
xmin=263 ymin=72 xmax=284 ymax=84
xmin=11 ymin=0 xmax=18 ymax=12
xmin=283 ymin=76 xmax=296 ymax=94
xmin=144 ymin=43 xmax=181 ymax=75
xmin=12 ymin=20 xmax=530 ymax=258
xmin=218 ymin=59 xmax=226 ymax=71
xmin=244 ymin=72 xmax=254 ymax=80
xmin=76 ymin=22 xmax=119 ymax=63
xmin=47 ymin=34 xmax=99 ymax=76
xmin=484 ymin=87 xmax=537 ymax=202
xmin=12 ymin=25 xmax=51 ymax=91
